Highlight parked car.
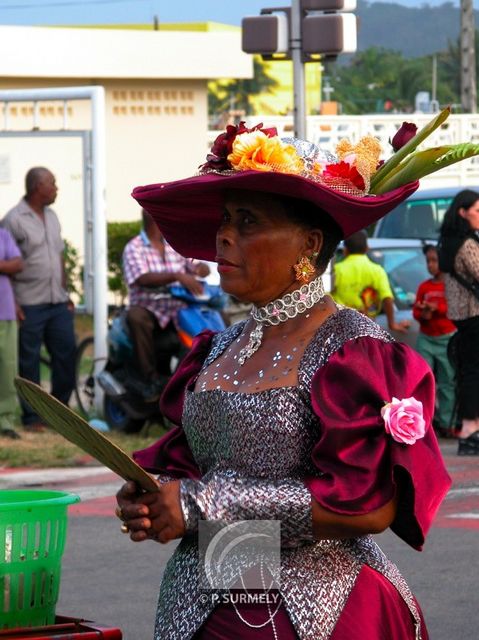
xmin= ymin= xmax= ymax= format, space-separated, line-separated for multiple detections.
xmin=334 ymin=238 xmax=433 ymax=348
xmin=372 ymin=185 xmax=479 ymax=240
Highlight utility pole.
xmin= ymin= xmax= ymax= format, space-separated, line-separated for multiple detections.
xmin=431 ymin=54 xmax=439 ymax=112
xmin=460 ymin=0 xmax=477 ymax=113
xmin=291 ymin=0 xmax=307 ymax=138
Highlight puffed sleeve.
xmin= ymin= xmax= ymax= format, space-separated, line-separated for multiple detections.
xmin=304 ymin=337 xmax=451 ymax=550
xmin=132 ymin=330 xmax=215 ymax=479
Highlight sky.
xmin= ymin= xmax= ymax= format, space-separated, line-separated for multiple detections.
xmin=0 ymin=0 xmax=465 ymax=27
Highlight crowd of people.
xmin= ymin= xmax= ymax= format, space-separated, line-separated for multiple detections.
xmin=1 ymin=166 xmax=479 ymax=459
xmin=0 ymin=168 xmax=213 ymax=437
xmin=2 ymin=118 xmax=479 ymax=638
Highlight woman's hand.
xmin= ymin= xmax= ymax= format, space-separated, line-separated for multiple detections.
xmin=116 ymin=480 xmax=185 ymax=544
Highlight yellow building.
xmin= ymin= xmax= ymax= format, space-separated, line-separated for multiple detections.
xmin=249 ymin=59 xmax=322 ymax=116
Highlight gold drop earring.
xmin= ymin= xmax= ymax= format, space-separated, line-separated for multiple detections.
xmin=293 ymin=252 xmax=318 ymax=283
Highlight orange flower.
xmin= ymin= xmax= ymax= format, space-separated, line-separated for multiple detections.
xmin=228 ymin=131 xmax=304 ymax=174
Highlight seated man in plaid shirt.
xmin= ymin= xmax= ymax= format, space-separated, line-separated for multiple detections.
xmin=122 ymin=210 xmax=210 ymax=401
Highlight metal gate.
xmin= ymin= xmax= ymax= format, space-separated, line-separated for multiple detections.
xmin=0 ymin=86 xmax=107 ymax=413
xmin=0 ymin=129 xmax=94 ymax=310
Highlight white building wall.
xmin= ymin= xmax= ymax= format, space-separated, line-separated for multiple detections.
xmin=0 ymin=78 xmax=211 ymax=264
xmin=0 ymin=26 xmax=251 ymax=80
xmin=0 ymin=24 xmax=252 ymax=273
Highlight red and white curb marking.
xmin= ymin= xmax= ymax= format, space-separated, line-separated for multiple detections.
xmin=2 ymin=457 xmax=478 ymax=528
xmin=0 ymin=467 xmax=122 ymax=516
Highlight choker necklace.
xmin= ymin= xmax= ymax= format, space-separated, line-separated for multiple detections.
xmin=237 ymin=275 xmax=325 ymax=366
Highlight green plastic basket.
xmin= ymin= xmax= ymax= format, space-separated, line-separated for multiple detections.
xmin=0 ymin=490 xmax=80 ymax=630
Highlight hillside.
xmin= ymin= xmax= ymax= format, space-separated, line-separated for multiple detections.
xmin=357 ymin=1 xmax=478 ymax=57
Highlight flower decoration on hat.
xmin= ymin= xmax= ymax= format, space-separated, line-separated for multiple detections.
xmin=334 ymin=136 xmax=383 ymax=193
xmin=390 ymin=122 xmax=417 ymax=152
xmin=202 ymin=121 xmax=277 ymax=172
xmin=228 ymin=130 xmax=305 ymax=174
xmin=200 ymin=108 xmax=479 ymax=198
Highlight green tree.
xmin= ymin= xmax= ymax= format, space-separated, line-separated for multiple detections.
xmin=436 ymin=31 xmax=479 ymax=108
xmin=63 ymin=239 xmax=82 ymax=299
xmin=327 ymin=39 xmax=479 ymax=114
xmin=107 ymin=220 xmax=141 ymax=303
xmin=208 ymin=57 xmax=278 ymax=117
xmin=329 ymin=47 xmax=408 ymax=114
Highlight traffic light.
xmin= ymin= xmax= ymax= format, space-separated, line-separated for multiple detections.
xmin=300 ymin=0 xmax=356 ymax=10
xmin=241 ymin=1 xmax=357 ymax=60
xmin=302 ymin=13 xmax=357 ymax=56
xmin=242 ymin=13 xmax=289 ymax=56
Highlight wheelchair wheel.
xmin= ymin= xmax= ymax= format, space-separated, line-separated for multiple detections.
xmin=103 ymin=395 xmax=145 ymax=433
xmin=74 ymin=336 xmax=96 ymax=417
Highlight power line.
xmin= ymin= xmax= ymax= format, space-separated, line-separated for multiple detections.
xmin=0 ymin=0 xmax=151 ymax=10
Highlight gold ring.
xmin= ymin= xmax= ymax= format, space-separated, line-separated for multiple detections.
xmin=120 ymin=523 xmax=129 ymax=534
xmin=115 ymin=506 xmax=123 ymax=520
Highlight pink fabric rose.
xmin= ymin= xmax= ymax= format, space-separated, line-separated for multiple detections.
xmin=380 ymin=396 xmax=426 ymax=445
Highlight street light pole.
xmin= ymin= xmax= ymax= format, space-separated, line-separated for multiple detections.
xmin=242 ymin=1 xmax=357 ymax=134
xmin=291 ymin=0 xmax=307 ymax=138
xmin=460 ymin=0 xmax=477 ymax=113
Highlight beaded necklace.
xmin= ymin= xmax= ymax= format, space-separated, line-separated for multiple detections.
xmin=237 ymin=275 xmax=325 ymax=366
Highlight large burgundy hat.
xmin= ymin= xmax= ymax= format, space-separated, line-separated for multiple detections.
xmin=132 ymin=123 xmax=419 ymax=261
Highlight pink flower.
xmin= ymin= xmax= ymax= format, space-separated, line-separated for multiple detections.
xmin=380 ymin=397 xmax=425 ymax=445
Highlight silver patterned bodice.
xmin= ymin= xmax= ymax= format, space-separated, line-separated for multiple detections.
xmin=154 ymin=309 xmax=422 ymax=640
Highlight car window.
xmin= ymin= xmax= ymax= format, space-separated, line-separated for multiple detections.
xmin=374 ymin=196 xmax=453 ymax=239
xmin=368 ymin=247 xmax=429 ymax=310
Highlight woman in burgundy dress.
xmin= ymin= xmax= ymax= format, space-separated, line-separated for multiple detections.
xmin=116 ymin=121 xmax=454 ymax=640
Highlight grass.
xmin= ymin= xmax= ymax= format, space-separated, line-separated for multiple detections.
xmin=74 ymin=312 xmax=95 ymax=343
xmin=0 ymin=423 xmax=168 ymax=469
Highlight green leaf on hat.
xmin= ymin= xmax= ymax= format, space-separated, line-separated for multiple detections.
xmin=369 ymin=107 xmax=451 ymax=194
xmin=372 ymin=143 xmax=479 ymax=194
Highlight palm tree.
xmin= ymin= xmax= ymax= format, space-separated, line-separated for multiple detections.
xmin=208 ymin=57 xmax=279 ymax=118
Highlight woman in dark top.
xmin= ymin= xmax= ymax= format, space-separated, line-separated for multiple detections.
xmin=438 ymin=189 xmax=479 ymax=454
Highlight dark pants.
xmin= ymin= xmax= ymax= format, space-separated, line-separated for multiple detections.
xmin=126 ymin=306 xmax=185 ymax=382
xmin=19 ymin=303 xmax=76 ymax=425
xmin=454 ymin=316 xmax=479 ymax=420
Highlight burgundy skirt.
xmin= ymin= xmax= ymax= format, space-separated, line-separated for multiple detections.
xmin=193 ymin=565 xmax=429 ymax=640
